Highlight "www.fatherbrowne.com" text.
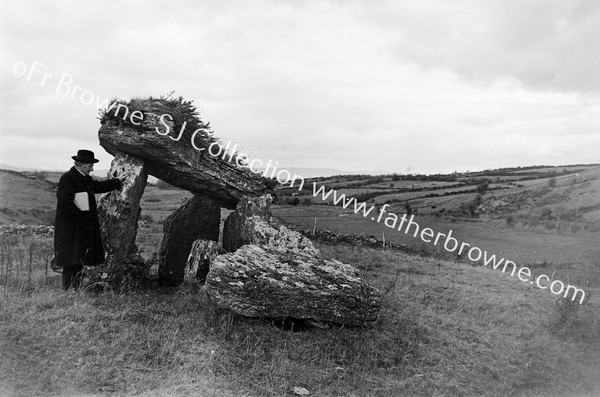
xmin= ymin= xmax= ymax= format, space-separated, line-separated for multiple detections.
xmin=13 ymin=60 xmax=585 ymax=304
xmin=108 ymin=90 xmax=585 ymax=305
xmin=310 ymin=184 xmax=586 ymax=304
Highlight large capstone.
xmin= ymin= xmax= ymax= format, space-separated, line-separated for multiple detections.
xmin=98 ymin=100 xmax=271 ymax=209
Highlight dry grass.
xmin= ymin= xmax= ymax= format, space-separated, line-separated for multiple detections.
xmin=1 ymin=232 xmax=600 ymax=396
xmin=2 ymin=166 xmax=599 ymax=396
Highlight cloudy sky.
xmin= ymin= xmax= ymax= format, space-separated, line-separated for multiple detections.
xmin=1 ymin=0 xmax=599 ymax=175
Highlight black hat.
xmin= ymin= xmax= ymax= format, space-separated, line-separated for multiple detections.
xmin=72 ymin=149 xmax=99 ymax=164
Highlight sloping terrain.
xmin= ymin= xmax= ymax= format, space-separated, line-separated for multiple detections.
xmin=0 ymin=169 xmax=57 ymax=225
xmin=1 ymin=163 xmax=599 ymax=396
xmin=273 ymin=163 xmax=600 ymax=294
xmin=277 ymin=163 xmax=600 ymax=226
xmin=486 ymin=165 xmax=600 ymax=225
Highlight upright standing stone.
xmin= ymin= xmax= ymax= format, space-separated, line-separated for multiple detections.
xmin=222 ymin=194 xmax=273 ymax=252
xmin=159 ymin=194 xmax=220 ymax=286
xmin=222 ymin=194 xmax=318 ymax=255
xmin=97 ymin=152 xmax=148 ymax=270
xmin=186 ymin=239 xmax=219 ymax=282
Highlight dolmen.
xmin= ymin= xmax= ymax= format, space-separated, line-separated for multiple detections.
xmin=93 ymin=97 xmax=380 ymax=326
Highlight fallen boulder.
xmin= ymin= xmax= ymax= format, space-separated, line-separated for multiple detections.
xmin=202 ymin=193 xmax=380 ymax=325
xmin=205 ymin=245 xmax=381 ymax=326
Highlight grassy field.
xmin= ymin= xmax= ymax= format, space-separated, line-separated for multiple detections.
xmin=1 ymin=164 xmax=600 ymax=396
xmin=1 ymin=232 xmax=599 ymax=397
xmin=272 ymin=205 xmax=600 ymax=286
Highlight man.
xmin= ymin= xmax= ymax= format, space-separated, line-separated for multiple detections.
xmin=54 ymin=149 xmax=122 ymax=290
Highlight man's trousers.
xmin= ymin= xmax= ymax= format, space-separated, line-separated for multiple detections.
xmin=62 ymin=265 xmax=83 ymax=290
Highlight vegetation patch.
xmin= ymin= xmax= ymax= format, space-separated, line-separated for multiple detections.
xmin=98 ymin=93 xmax=217 ymax=151
xmin=2 ymin=236 xmax=599 ymax=396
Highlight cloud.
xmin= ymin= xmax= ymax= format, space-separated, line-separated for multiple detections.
xmin=1 ymin=0 xmax=599 ymax=174
xmin=361 ymin=0 xmax=600 ymax=92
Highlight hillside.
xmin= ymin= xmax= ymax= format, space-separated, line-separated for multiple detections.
xmin=275 ymin=163 xmax=600 ymax=230
xmin=0 ymin=169 xmax=57 ymax=225
xmin=273 ymin=164 xmax=600 ymax=293
xmin=1 ymin=163 xmax=599 ymax=396
xmin=0 ymin=169 xmax=121 ymax=225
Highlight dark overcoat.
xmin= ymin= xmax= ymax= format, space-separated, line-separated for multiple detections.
xmin=54 ymin=167 xmax=121 ymax=267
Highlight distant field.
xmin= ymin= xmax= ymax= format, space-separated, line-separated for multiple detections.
xmin=512 ymin=166 xmax=591 ymax=174
xmin=2 ymin=164 xmax=598 ymax=287
xmin=0 ymin=170 xmax=56 ymax=225
xmin=2 ymin=164 xmax=600 ymax=396
xmin=272 ymin=205 xmax=600 ymax=287
xmin=140 ymin=185 xmax=193 ymax=223
xmin=1 ymin=164 xmax=598 ymax=285
xmin=372 ymin=185 xmax=476 ymax=204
